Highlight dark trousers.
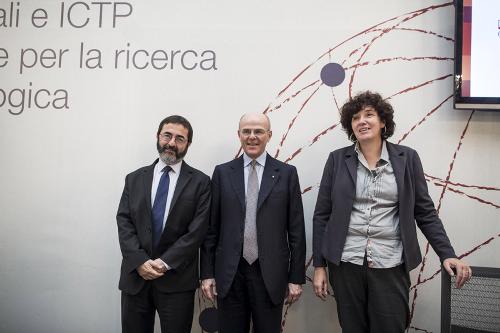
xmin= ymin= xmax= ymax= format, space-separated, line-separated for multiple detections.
xmin=218 ymin=259 xmax=283 ymax=333
xmin=121 ymin=283 xmax=195 ymax=333
xmin=328 ymin=260 xmax=410 ymax=333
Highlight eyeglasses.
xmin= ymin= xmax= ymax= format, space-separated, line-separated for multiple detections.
xmin=159 ymin=132 xmax=187 ymax=144
xmin=240 ymin=128 xmax=270 ymax=137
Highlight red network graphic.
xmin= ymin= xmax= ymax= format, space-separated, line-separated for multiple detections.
xmin=200 ymin=2 xmax=499 ymax=332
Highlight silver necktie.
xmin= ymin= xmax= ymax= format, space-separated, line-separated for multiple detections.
xmin=243 ymin=160 xmax=259 ymax=264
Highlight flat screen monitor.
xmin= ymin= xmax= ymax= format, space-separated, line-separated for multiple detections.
xmin=454 ymin=0 xmax=500 ymax=110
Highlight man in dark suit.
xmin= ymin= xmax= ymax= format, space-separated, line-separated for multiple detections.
xmin=200 ymin=112 xmax=306 ymax=333
xmin=117 ymin=115 xmax=211 ymax=333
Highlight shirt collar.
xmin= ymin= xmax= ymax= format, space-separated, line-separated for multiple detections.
xmin=354 ymin=140 xmax=389 ymax=167
xmin=380 ymin=140 xmax=389 ymax=163
xmin=243 ymin=151 xmax=267 ymax=168
xmin=354 ymin=141 xmax=361 ymax=155
xmin=157 ymin=157 xmax=183 ymax=174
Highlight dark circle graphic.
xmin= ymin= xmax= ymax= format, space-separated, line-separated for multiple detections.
xmin=199 ymin=307 xmax=219 ymax=333
xmin=320 ymin=62 xmax=345 ymax=87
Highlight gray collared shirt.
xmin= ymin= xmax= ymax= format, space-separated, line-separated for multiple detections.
xmin=341 ymin=141 xmax=404 ymax=268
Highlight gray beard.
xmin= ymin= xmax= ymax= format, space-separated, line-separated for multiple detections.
xmin=157 ymin=140 xmax=188 ymax=165
xmin=160 ymin=152 xmax=181 ymax=165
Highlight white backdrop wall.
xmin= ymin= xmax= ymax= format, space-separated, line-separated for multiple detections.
xmin=1 ymin=1 xmax=499 ymax=332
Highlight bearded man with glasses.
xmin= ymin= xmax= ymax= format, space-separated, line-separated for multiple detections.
xmin=117 ymin=115 xmax=211 ymax=333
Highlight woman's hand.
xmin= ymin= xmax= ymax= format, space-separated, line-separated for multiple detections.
xmin=313 ymin=267 xmax=329 ymax=300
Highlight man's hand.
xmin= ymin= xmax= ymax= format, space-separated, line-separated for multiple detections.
xmin=152 ymin=259 xmax=168 ymax=273
xmin=313 ymin=267 xmax=328 ymax=301
xmin=286 ymin=283 xmax=303 ymax=304
xmin=137 ymin=260 xmax=165 ymax=280
xmin=201 ymin=279 xmax=217 ymax=301
xmin=443 ymin=258 xmax=472 ymax=288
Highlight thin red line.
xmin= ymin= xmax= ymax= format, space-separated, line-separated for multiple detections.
xmin=409 ymin=111 xmax=474 ymax=324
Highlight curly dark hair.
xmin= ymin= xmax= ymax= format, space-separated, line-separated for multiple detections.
xmin=339 ymin=91 xmax=395 ymax=142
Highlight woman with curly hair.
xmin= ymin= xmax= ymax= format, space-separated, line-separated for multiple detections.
xmin=312 ymin=91 xmax=471 ymax=332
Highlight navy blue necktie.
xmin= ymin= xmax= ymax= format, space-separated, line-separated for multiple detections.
xmin=152 ymin=166 xmax=172 ymax=247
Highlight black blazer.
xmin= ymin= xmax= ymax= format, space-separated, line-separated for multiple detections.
xmin=117 ymin=160 xmax=211 ymax=295
xmin=200 ymin=154 xmax=306 ymax=304
xmin=312 ymin=142 xmax=456 ymax=272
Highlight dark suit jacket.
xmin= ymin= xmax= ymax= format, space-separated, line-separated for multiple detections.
xmin=117 ymin=159 xmax=211 ymax=295
xmin=312 ymin=142 xmax=456 ymax=272
xmin=200 ymin=154 xmax=306 ymax=305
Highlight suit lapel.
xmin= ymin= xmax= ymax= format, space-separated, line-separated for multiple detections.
xmin=229 ymin=157 xmax=246 ymax=212
xmin=257 ymin=155 xmax=280 ymax=211
xmin=141 ymin=161 xmax=156 ymax=252
xmin=387 ymin=142 xmax=406 ymax=201
xmin=142 ymin=160 xmax=157 ymax=212
xmin=168 ymin=161 xmax=193 ymax=214
xmin=344 ymin=145 xmax=358 ymax=186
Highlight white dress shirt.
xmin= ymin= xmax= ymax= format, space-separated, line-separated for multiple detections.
xmin=150 ymin=158 xmax=182 ymax=270
xmin=243 ymin=152 xmax=267 ymax=193
xmin=151 ymin=158 xmax=182 ymax=230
